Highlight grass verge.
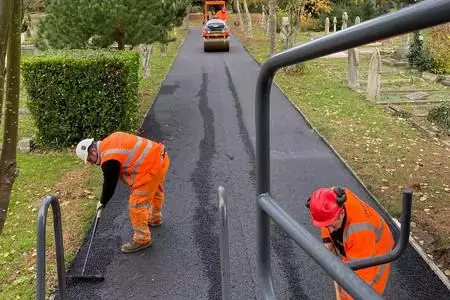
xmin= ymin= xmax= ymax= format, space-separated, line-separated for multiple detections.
xmin=232 ymin=14 xmax=450 ymax=276
xmin=0 ymin=27 xmax=187 ymax=299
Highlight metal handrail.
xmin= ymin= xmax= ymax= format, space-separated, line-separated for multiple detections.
xmin=218 ymin=186 xmax=230 ymax=300
xmin=36 ymin=195 xmax=67 ymax=300
xmin=348 ymin=189 xmax=412 ymax=271
xmin=255 ymin=0 xmax=450 ymax=299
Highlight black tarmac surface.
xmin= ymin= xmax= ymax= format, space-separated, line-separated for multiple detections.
xmin=64 ymin=28 xmax=450 ymax=299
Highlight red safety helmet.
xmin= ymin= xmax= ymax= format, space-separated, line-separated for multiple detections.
xmin=306 ymin=187 xmax=345 ymax=227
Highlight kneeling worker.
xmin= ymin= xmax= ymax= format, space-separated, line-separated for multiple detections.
xmin=76 ymin=131 xmax=170 ymax=253
xmin=306 ymin=186 xmax=394 ymax=299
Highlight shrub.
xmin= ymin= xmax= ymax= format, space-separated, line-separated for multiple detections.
xmin=426 ymin=24 xmax=450 ymax=74
xmin=427 ymin=104 xmax=450 ymax=134
xmin=408 ymin=31 xmax=443 ymax=74
xmin=22 ymin=49 xmax=141 ymax=149
xmin=302 ymin=18 xmax=323 ymax=32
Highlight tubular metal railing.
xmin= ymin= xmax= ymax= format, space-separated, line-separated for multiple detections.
xmin=218 ymin=186 xmax=230 ymax=300
xmin=36 ymin=195 xmax=67 ymax=300
xmin=255 ymin=0 xmax=450 ymax=299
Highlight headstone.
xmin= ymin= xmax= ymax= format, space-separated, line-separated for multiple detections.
xmin=342 ymin=12 xmax=348 ymax=30
xmin=406 ymin=91 xmax=429 ymax=100
xmin=398 ymin=33 xmax=410 ymax=59
xmin=333 ymin=17 xmax=337 ymax=32
xmin=18 ymin=138 xmax=33 ymax=153
xmin=281 ymin=17 xmax=290 ymax=48
xmin=325 ymin=17 xmax=330 ymax=35
xmin=353 ymin=16 xmax=361 ymax=62
xmin=367 ymin=48 xmax=381 ymax=102
xmin=19 ymin=108 xmax=30 ymax=115
xmin=348 ymin=48 xmax=359 ymax=89
xmin=422 ymin=71 xmax=440 ymax=82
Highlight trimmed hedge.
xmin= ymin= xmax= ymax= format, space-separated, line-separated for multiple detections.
xmin=22 ymin=49 xmax=140 ymax=149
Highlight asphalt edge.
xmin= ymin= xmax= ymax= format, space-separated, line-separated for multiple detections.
xmin=232 ymin=31 xmax=450 ymax=290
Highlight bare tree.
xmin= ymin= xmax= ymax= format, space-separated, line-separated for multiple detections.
xmin=0 ymin=0 xmax=21 ymax=234
xmin=235 ymin=0 xmax=244 ymax=28
xmin=242 ymin=0 xmax=253 ymax=38
xmin=182 ymin=4 xmax=190 ymax=30
xmin=268 ymin=0 xmax=277 ymax=56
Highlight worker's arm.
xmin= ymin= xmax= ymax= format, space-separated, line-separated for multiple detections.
xmin=321 ymin=227 xmax=335 ymax=252
xmin=99 ymin=159 xmax=121 ymax=206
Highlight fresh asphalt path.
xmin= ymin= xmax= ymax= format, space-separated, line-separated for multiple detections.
xmin=64 ymin=28 xmax=450 ymax=299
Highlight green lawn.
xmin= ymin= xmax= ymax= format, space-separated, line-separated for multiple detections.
xmin=0 ymin=27 xmax=187 ymax=299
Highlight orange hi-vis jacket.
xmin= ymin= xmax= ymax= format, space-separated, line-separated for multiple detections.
xmin=98 ymin=132 xmax=165 ymax=188
xmin=321 ymin=189 xmax=394 ymax=298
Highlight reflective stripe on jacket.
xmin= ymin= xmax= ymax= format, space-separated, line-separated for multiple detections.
xmin=99 ymin=132 xmax=165 ymax=188
xmin=321 ymin=188 xmax=394 ymax=296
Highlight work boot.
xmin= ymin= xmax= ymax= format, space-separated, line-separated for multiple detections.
xmin=120 ymin=240 xmax=152 ymax=253
xmin=149 ymin=212 xmax=163 ymax=227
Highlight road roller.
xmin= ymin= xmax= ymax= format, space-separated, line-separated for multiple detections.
xmin=202 ymin=0 xmax=230 ymax=52
xmin=203 ymin=18 xmax=230 ymax=52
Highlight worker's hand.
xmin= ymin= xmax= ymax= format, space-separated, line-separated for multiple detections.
xmin=96 ymin=201 xmax=104 ymax=218
xmin=324 ymin=242 xmax=336 ymax=254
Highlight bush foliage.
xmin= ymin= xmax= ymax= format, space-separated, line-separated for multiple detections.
xmin=408 ymin=31 xmax=444 ymax=74
xmin=22 ymin=49 xmax=141 ymax=149
xmin=427 ymin=104 xmax=450 ymax=133
xmin=426 ymin=24 xmax=450 ymax=74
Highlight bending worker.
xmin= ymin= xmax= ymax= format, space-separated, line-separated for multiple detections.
xmin=215 ymin=6 xmax=228 ymax=22
xmin=306 ymin=186 xmax=394 ymax=299
xmin=76 ymin=131 xmax=170 ymax=254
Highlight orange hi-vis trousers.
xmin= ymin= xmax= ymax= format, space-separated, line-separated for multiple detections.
xmin=128 ymin=153 xmax=170 ymax=245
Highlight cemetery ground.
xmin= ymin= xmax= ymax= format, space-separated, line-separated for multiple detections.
xmin=0 ymin=26 xmax=187 ymax=298
xmin=232 ymin=14 xmax=450 ymax=279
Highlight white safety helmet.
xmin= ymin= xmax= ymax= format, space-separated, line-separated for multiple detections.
xmin=76 ymin=138 xmax=94 ymax=163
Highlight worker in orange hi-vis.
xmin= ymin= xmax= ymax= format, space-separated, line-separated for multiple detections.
xmin=76 ymin=131 xmax=170 ymax=254
xmin=305 ymin=186 xmax=394 ymax=299
xmin=215 ymin=6 xmax=228 ymax=22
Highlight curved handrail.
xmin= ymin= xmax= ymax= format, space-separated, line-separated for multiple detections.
xmin=36 ymin=195 xmax=66 ymax=300
xmin=255 ymin=1 xmax=450 ymax=299
xmin=348 ymin=189 xmax=412 ymax=270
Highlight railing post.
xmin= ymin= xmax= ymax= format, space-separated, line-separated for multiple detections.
xmin=218 ymin=186 xmax=230 ymax=300
xmin=36 ymin=195 xmax=66 ymax=300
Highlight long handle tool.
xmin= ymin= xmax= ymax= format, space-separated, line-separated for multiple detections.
xmin=66 ymin=209 xmax=104 ymax=283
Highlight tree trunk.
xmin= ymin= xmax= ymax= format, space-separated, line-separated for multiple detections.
xmin=0 ymin=0 xmax=21 ymax=235
xmin=242 ymin=0 xmax=252 ymax=38
xmin=182 ymin=5 xmax=190 ymax=30
xmin=268 ymin=0 xmax=276 ymax=56
xmin=160 ymin=43 xmax=167 ymax=57
xmin=115 ymin=25 xmax=125 ymax=50
xmin=0 ymin=0 xmax=12 ymax=125
xmin=140 ymin=44 xmax=153 ymax=79
xmin=235 ymin=0 xmax=244 ymax=28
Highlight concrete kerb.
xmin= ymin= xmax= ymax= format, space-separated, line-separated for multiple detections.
xmin=233 ymin=33 xmax=450 ymax=289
